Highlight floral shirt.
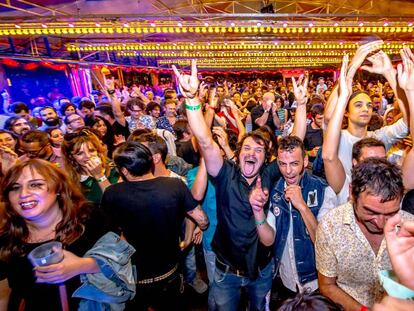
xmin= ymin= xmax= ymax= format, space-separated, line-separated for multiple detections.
xmin=316 ymin=202 xmax=414 ymax=307
xmin=156 ymin=116 xmax=175 ymax=135
xmin=126 ymin=115 xmax=156 ymax=132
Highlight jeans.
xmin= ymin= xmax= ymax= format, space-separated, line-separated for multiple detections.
xmin=210 ymin=261 xmax=273 ymax=311
xmin=203 ymin=248 xmax=217 ymax=285
xmin=184 ymin=245 xmax=196 ymax=283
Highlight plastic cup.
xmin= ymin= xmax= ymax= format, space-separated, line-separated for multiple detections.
xmin=28 ymin=241 xmax=64 ymax=267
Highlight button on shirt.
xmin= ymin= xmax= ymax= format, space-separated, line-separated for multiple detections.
xmin=316 ymin=202 xmax=414 ymax=307
xmin=267 ymin=182 xmax=337 ymax=292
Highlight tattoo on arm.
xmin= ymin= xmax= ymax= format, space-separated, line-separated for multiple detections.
xmin=187 ymin=206 xmax=209 ymax=230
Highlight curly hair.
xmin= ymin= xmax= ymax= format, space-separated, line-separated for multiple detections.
xmin=61 ymin=128 xmax=111 ymax=185
xmin=0 ymin=159 xmax=89 ymax=261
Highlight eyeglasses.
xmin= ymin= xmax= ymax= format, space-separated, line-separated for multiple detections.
xmin=19 ymin=143 xmax=49 ymax=158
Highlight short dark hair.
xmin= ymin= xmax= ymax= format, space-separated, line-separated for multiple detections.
xmin=126 ymin=98 xmax=145 ymax=111
xmin=278 ymin=135 xmax=305 ymax=158
xmin=9 ymin=102 xmax=29 ymax=114
xmin=95 ymin=104 xmax=114 ymax=119
xmin=235 ymin=130 xmax=271 ymax=163
xmin=133 ymin=132 xmax=168 ymax=164
xmin=113 ymin=141 xmax=153 ymax=177
xmin=352 ymin=137 xmax=385 ymax=162
xmin=39 ymin=106 xmax=57 ymax=115
xmin=310 ymin=104 xmax=324 ymax=118
xmin=347 ymin=91 xmax=370 ymax=111
xmin=79 ymin=99 xmax=95 ymax=110
xmin=146 ymin=101 xmax=161 ymax=114
xmin=173 ymin=120 xmax=190 ymax=141
xmin=60 ymin=102 xmax=77 ymax=116
xmin=20 ymin=130 xmax=49 ymax=146
xmin=351 ymin=158 xmax=404 ymax=203
xmin=128 ymin=128 xmax=152 ymax=142
xmin=278 ymin=291 xmax=344 ymax=311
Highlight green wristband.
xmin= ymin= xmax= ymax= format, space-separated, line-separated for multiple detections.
xmin=255 ymin=218 xmax=266 ymax=226
xmin=185 ymin=104 xmax=201 ymax=111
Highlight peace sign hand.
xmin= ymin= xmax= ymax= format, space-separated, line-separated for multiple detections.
xmin=292 ymin=74 xmax=308 ymax=106
xmin=172 ymin=59 xmax=199 ymax=99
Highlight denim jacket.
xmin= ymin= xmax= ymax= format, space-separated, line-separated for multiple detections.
xmin=271 ymin=171 xmax=327 ymax=284
xmin=73 ymin=232 xmax=136 ymax=311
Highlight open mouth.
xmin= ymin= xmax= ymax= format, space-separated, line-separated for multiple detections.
xmin=20 ymin=200 xmax=38 ymax=210
xmin=243 ymin=159 xmax=257 ymax=175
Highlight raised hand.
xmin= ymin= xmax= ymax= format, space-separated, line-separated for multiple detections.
xmin=384 ymin=214 xmax=414 ymax=290
xmin=397 ymin=47 xmax=414 ymax=91
xmin=361 ymin=50 xmax=394 ymax=76
xmin=284 ymin=185 xmax=306 ymax=210
xmin=339 ymin=54 xmax=352 ymax=98
xmin=212 ymin=126 xmax=229 ymax=149
xmin=292 ymin=74 xmax=308 ymax=106
xmin=249 ymin=177 xmax=269 ymax=213
xmin=104 ymin=76 xmax=115 ymax=91
xmin=348 ymin=40 xmax=383 ymax=78
xmin=208 ymin=87 xmax=218 ymax=109
xmin=172 ymin=59 xmax=199 ymax=99
xmin=198 ymin=81 xmax=209 ymax=100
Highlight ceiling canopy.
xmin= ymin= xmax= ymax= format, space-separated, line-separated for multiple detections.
xmin=0 ymin=0 xmax=413 ymax=71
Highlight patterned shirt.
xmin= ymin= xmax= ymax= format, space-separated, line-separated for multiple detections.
xmin=156 ymin=116 xmax=175 ymax=134
xmin=316 ymin=202 xmax=414 ymax=307
xmin=126 ymin=115 xmax=156 ymax=132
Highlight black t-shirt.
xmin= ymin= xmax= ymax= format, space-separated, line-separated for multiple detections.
xmin=175 ymin=140 xmax=200 ymax=167
xmin=250 ymin=105 xmax=276 ymax=132
xmin=211 ymin=160 xmax=281 ymax=279
xmin=101 ymin=177 xmax=198 ymax=280
xmin=304 ymin=123 xmax=323 ymax=151
xmin=0 ymin=207 xmax=116 ymax=311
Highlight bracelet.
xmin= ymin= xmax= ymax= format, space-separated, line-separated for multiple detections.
xmin=185 ymin=104 xmax=201 ymax=111
xmin=97 ymin=175 xmax=108 ymax=183
xmin=107 ymin=89 xmax=115 ymax=95
xmin=255 ymin=218 xmax=266 ymax=226
xmin=360 ymin=306 xmax=369 ymax=311
xmin=207 ymin=105 xmax=216 ymax=110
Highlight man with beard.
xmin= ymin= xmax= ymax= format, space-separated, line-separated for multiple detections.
xmin=37 ymin=106 xmax=62 ymax=131
xmin=316 ymin=158 xmax=414 ymax=310
xmin=250 ymin=136 xmax=336 ymax=308
xmin=172 ymin=60 xmax=308 ymax=311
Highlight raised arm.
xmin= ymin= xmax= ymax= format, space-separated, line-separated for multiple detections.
xmin=398 ymin=48 xmax=414 ymax=189
xmin=322 ymin=55 xmax=352 ymax=193
xmin=361 ymin=50 xmax=409 ymax=125
xmin=204 ymin=88 xmax=218 ymax=128
xmin=291 ymin=74 xmax=309 ymax=140
xmin=172 ymin=60 xmax=223 ymax=177
xmin=323 ymin=84 xmax=339 ymax=127
xmin=104 ymin=76 xmax=126 ymax=127
xmin=190 ymin=158 xmax=208 ymax=201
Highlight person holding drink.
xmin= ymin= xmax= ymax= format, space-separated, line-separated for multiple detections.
xmin=0 ymin=159 xmax=127 ymax=310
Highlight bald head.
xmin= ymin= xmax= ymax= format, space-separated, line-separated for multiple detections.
xmin=262 ymin=92 xmax=275 ymax=106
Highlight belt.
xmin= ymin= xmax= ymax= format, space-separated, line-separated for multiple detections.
xmin=215 ymin=259 xmax=246 ymax=277
xmin=137 ymin=264 xmax=178 ymax=285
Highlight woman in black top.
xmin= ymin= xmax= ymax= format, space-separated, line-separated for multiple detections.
xmin=0 ymin=159 xmax=115 ymax=310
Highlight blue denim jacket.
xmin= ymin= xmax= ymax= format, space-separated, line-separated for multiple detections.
xmin=72 ymin=232 xmax=136 ymax=311
xmin=271 ymin=171 xmax=327 ymax=284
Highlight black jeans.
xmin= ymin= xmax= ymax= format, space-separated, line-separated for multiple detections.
xmin=126 ymin=273 xmax=183 ymax=311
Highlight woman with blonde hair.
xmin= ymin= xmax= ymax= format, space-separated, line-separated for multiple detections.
xmin=61 ymin=128 xmax=119 ymax=204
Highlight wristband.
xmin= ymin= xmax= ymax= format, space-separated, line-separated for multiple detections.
xmin=97 ymin=175 xmax=108 ymax=183
xmin=107 ymin=89 xmax=115 ymax=95
xmin=207 ymin=105 xmax=216 ymax=110
xmin=255 ymin=218 xmax=266 ymax=226
xmin=185 ymin=104 xmax=201 ymax=111
xmin=360 ymin=306 xmax=368 ymax=311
